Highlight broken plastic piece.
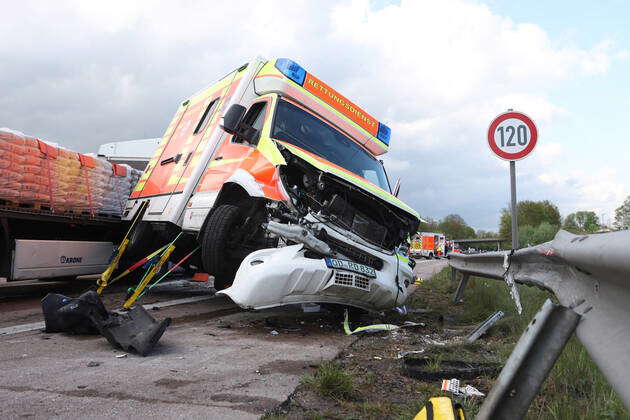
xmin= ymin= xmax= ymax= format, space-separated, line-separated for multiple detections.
xmin=191 ymin=272 xmax=210 ymax=282
xmin=99 ymin=305 xmax=171 ymax=357
xmin=442 ymin=378 xmax=485 ymax=397
xmin=397 ymin=350 xmax=425 ymax=359
xmin=41 ymin=291 xmax=170 ymax=356
xmin=395 ymin=305 xmax=408 ymax=315
xmin=41 ymin=291 xmax=109 ymax=334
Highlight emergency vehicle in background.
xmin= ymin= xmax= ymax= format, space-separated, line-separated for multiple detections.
xmin=446 ymin=240 xmax=461 ymax=255
xmin=410 ymin=232 xmax=446 ymax=259
xmin=123 ymin=57 xmax=420 ymax=311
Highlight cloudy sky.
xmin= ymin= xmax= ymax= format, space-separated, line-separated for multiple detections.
xmin=1 ymin=0 xmax=628 ymax=231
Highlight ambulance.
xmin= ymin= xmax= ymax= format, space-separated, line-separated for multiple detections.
xmin=123 ymin=57 xmax=420 ymax=311
xmin=414 ymin=232 xmax=446 ymax=259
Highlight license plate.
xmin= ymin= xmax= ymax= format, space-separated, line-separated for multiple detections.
xmin=325 ymin=258 xmax=376 ymax=278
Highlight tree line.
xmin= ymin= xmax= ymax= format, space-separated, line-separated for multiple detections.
xmin=417 ymin=195 xmax=629 ymax=249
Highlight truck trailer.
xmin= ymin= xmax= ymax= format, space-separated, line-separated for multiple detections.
xmin=0 ymin=129 xmax=141 ymax=282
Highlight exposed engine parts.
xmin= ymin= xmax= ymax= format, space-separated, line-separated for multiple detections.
xmin=265 ymin=146 xmax=417 ymax=256
xmin=265 ymin=221 xmax=333 ymax=256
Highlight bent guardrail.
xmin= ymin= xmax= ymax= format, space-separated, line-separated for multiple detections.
xmin=448 ymin=229 xmax=630 ymax=414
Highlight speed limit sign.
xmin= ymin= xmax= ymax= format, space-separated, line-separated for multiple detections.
xmin=487 ymin=111 xmax=538 ymax=161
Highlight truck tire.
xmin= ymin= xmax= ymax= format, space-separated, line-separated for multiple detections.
xmin=127 ymin=221 xmax=154 ymax=258
xmin=201 ymin=204 xmax=243 ymax=290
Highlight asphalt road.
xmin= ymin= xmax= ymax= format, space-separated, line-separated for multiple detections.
xmin=413 ymin=257 xmax=449 ymax=281
xmin=0 ymin=258 xmax=447 ymax=419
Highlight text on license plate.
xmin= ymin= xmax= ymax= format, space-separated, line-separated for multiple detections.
xmin=324 ymin=258 xmax=376 ymax=278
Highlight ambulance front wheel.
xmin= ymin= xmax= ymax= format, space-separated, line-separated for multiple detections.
xmin=201 ymin=204 xmax=243 ymax=290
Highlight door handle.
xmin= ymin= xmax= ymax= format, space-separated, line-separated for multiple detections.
xmin=160 ymin=153 xmax=182 ymax=165
xmin=214 ymin=155 xmax=223 ymax=161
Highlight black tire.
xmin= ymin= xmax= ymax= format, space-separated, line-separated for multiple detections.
xmin=126 ymin=222 xmax=154 ymax=259
xmin=201 ymin=204 xmax=243 ymax=290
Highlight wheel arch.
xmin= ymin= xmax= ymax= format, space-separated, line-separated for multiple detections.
xmin=197 ymin=182 xmax=253 ymax=241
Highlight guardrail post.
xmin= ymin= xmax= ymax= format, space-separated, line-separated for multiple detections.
xmin=476 ymin=299 xmax=581 ymax=420
xmin=452 ymin=273 xmax=469 ymax=304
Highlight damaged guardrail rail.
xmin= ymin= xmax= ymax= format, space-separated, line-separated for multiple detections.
xmin=448 ymin=229 xmax=630 ymax=415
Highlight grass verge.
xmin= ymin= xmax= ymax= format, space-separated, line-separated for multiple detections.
xmin=264 ymin=265 xmax=629 ymax=419
xmin=301 ymin=361 xmax=356 ymax=401
xmin=421 ymin=267 xmax=629 ymax=419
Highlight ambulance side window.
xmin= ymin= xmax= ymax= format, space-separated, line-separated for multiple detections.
xmin=233 ymin=102 xmax=267 ymax=146
xmin=194 ymin=98 xmax=219 ymax=135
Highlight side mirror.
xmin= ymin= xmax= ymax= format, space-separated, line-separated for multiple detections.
xmin=221 ymin=104 xmax=247 ymax=134
xmin=393 ymin=178 xmax=401 ymax=197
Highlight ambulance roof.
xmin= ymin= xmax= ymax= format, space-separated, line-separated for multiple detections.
xmin=262 ymin=58 xmax=391 ymax=156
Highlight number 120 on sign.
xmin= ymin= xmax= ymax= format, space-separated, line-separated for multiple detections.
xmin=487 ymin=112 xmax=538 ymax=161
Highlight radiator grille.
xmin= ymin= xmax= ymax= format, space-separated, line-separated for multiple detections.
xmin=334 ymin=271 xmax=371 ymax=291
xmin=354 ymin=275 xmax=370 ymax=290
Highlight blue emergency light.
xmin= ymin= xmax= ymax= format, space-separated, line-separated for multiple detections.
xmin=377 ymin=122 xmax=391 ymax=146
xmin=275 ymin=58 xmax=306 ymax=86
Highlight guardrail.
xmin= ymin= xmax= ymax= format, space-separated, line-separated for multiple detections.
xmin=448 ymin=229 xmax=630 ymax=415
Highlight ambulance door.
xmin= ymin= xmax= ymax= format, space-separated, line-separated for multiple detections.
xmin=195 ymin=97 xmax=272 ymax=194
xmin=154 ymin=69 xmax=254 ymax=223
xmin=133 ymin=71 xmax=244 ymax=218
xmin=133 ymin=100 xmax=205 ymax=214
xmin=130 ymin=102 xmax=190 ymax=201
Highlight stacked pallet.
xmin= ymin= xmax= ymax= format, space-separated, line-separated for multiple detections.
xmin=0 ymin=128 xmax=141 ymax=217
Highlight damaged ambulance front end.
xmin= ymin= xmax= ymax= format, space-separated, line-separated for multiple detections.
xmin=217 ymin=60 xmax=419 ymax=311
xmin=218 ymin=144 xmax=419 ymax=311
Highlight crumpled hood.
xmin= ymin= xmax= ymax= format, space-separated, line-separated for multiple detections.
xmin=275 ymin=140 xmax=419 ymax=221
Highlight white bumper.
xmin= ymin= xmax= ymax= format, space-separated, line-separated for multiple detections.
xmin=216 ymin=244 xmax=413 ymax=311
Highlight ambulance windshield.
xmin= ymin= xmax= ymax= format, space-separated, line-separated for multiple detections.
xmin=272 ymin=100 xmax=390 ymax=191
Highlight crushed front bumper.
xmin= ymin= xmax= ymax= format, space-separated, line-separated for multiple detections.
xmin=216 ymin=244 xmax=413 ymax=311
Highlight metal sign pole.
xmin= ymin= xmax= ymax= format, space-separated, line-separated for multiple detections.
xmin=510 ymin=161 xmax=519 ymax=249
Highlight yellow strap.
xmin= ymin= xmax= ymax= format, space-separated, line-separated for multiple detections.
xmin=107 ymin=244 xmax=169 ymax=285
xmin=96 ymin=238 xmax=129 ymax=294
xmin=96 ymin=201 xmax=148 ymax=294
xmin=123 ymin=244 xmax=176 ymax=308
xmin=343 ymin=309 xmax=398 ymax=335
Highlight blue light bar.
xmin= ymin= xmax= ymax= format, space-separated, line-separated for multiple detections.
xmin=275 ymin=58 xmax=306 ymax=86
xmin=377 ymin=122 xmax=391 ymax=146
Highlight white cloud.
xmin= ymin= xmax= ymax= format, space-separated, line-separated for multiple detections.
xmin=0 ymin=0 xmax=627 ymax=231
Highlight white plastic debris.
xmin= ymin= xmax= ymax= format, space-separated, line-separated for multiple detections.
xmin=441 ymin=378 xmax=485 ymax=397
xmin=301 ymin=303 xmax=321 ymax=313
xmin=395 ymin=305 xmax=408 ymax=315
xmin=396 ymin=350 xmax=425 ymax=359
xmin=270 ymin=330 xmax=279 ymax=335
